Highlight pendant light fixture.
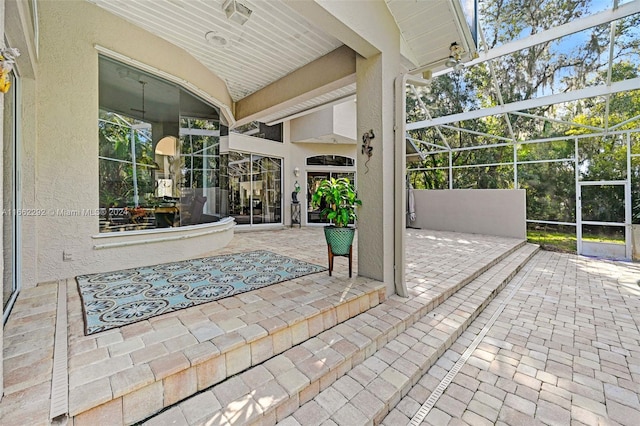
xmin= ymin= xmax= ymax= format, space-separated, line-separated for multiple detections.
xmin=445 ymin=42 xmax=465 ymax=71
xmin=131 ymin=79 xmax=147 ymax=120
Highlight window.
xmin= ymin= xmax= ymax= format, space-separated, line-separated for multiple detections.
xmin=231 ymin=121 xmax=283 ymax=142
xmin=98 ymin=56 xmax=227 ymax=232
xmin=173 ymin=117 xmax=223 ymax=227
xmin=306 ymin=155 xmax=354 ymax=167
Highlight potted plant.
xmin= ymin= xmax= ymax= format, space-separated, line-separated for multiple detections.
xmin=312 ymin=177 xmax=361 ymax=275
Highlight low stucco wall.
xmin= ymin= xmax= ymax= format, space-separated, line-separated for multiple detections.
xmin=88 ymin=219 xmax=235 ymax=275
xmin=411 ymin=189 xmax=527 ymax=239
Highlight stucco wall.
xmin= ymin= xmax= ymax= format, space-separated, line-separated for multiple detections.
xmin=31 ymin=1 xmax=234 ymax=284
xmin=289 ymin=101 xmax=357 ymax=143
xmin=411 ymin=189 xmax=527 ymax=239
xmin=290 ymin=108 xmax=333 ymax=142
xmin=333 ymin=100 xmax=356 ymax=140
xmin=633 ymin=224 xmax=640 ymax=261
xmin=89 ymin=219 xmax=235 ymax=275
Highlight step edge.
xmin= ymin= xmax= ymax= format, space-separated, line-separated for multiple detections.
xmin=145 ymin=246 xmax=538 ymax=425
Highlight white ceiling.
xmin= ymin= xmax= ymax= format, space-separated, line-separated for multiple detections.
xmin=90 ymin=0 xmax=473 ymax=123
xmin=90 ymin=0 xmax=343 ymax=102
xmin=386 ymin=0 xmax=476 ymax=72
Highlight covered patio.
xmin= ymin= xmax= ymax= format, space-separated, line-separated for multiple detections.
xmin=2 ymin=1 xmax=640 ymax=425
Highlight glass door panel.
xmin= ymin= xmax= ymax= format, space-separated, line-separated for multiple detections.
xmin=228 ymin=153 xmax=281 ymax=226
xmin=228 ymin=152 xmax=251 ymax=224
xmin=307 ymin=172 xmax=330 ymax=224
xmin=306 ymin=171 xmax=355 ymax=224
xmin=253 ymin=156 xmax=281 ymax=224
xmin=3 ymin=71 xmax=18 ymax=322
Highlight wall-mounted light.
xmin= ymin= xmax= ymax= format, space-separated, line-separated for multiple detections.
xmin=445 ymin=42 xmax=465 ymax=71
xmin=293 ymin=167 xmax=300 ymax=177
xmin=222 ymin=0 xmax=252 ymax=25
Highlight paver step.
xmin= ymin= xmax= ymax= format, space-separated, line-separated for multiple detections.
xmin=68 ymin=277 xmax=386 ymax=425
xmin=283 ymin=243 xmax=539 ymax=426
xmin=142 ymin=243 xmax=537 ymax=426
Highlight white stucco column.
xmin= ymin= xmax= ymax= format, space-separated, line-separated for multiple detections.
xmin=356 ymin=48 xmax=400 ymax=296
xmin=261 ymin=0 xmax=407 ymax=295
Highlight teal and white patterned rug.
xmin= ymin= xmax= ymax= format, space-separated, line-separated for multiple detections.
xmin=76 ymin=250 xmax=326 ymax=335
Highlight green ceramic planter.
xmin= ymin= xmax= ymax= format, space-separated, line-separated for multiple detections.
xmin=324 ymin=226 xmax=355 ymax=255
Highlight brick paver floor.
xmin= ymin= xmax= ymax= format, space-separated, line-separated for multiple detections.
xmin=391 ymin=250 xmax=640 ymax=426
xmin=4 ymin=226 xmax=639 ymax=426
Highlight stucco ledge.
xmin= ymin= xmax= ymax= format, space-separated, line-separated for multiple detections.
xmin=91 ymin=217 xmax=235 ymax=250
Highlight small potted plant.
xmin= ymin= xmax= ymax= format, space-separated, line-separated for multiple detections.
xmin=312 ymin=177 xmax=361 ymax=275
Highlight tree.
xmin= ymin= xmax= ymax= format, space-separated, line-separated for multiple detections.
xmin=407 ymin=1 xmax=640 ymax=226
xmin=99 ymin=111 xmax=156 ymax=208
xmin=568 ymin=63 xmax=640 ymax=224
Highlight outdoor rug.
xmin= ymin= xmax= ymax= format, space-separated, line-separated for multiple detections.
xmin=76 ymin=250 xmax=326 ymax=335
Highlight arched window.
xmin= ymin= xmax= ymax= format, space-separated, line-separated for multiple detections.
xmin=98 ymin=55 xmax=225 ymax=232
xmin=306 ymin=155 xmax=354 ymax=167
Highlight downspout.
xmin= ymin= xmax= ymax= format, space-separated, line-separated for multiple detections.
xmin=395 ymin=73 xmax=434 ymax=297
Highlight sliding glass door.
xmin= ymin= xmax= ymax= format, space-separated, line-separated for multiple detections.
xmin=307 ymin=171 xmax=355 ymax=224
xmin=228 ymin=152 xmax=282 ymax=225
xmin=3 ymin=70 xmax=19 ymax=323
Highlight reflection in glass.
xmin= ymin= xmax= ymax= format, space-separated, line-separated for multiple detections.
xmin=307 ymin=172 xmax=356 ymax=224
xmin=306 ymin=155 xmax=354 ymax=167
xmin=252 ymin=156 xmax=282 ymax=224
xmin=3 ymin=70 xmax=17 ymax=319
xmin=179 ymin=118 xmax=222 ymax=226
xmin=228 ymin=152 xmax=251 ymax=224
xmin=98 ymin=56 xmax=227 ymax=232
xmin=98 ymin=114 xmax=155 ymax=208
xmin=228 ymin=152 xmax=282 ymax=225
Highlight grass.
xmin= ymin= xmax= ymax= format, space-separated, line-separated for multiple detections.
xmin=527 ymin=230 xmax=576 ymax=253
xmin=527 ymin=229 xmax=625 ymax=253
xmin=581 ymin=234 xmax=625 ymax=244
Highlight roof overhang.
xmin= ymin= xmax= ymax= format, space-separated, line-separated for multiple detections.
xmin=89 ymin=0 xmax=477 ymax=125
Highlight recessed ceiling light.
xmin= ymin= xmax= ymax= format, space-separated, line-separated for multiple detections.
xmin=205 ymin=31 xmax=228 ymax=47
